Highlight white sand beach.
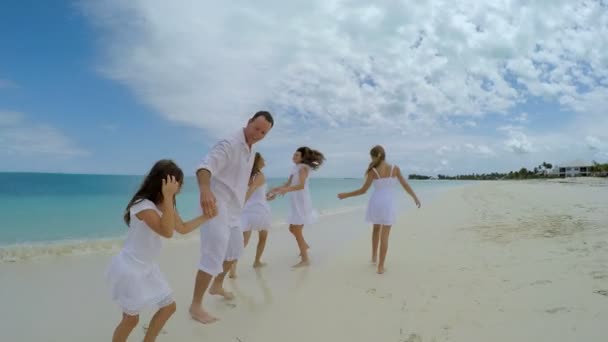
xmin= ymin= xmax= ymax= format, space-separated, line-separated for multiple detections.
xmin=1 ymin=180 xmax=607 ymax=341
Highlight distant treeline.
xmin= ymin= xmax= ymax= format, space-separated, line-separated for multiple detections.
xmin=408 ymin=161 xmax=608 ymax=180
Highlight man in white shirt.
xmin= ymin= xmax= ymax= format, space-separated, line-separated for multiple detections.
xmin=189 ymin=111 xmax=274 ymax=324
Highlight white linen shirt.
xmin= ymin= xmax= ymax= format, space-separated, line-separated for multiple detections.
xmin=196 ymin=129 xmax=254 ymax=209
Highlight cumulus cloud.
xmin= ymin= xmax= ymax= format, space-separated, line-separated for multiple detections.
xmin=506 ymin=133 xmax=532 ymax=154
xmin=0 ymin=111 xmax=88 ymax=157
xmin=585 ymin=135 xmax=605 ymax=151
xmin=81 ymin=1 xmax=608 ymax=130
xmin=79 ymin=0 xmax=608 ymax=174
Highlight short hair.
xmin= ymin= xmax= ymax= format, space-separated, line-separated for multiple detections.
xmin=250 ymin=111 xmax=274 ymax=127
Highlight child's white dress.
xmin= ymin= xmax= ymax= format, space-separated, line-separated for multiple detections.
xmin=106 ymin=199 xmax=173 ymax=315
xmin=365 ymin=166 xmax=398 ymax=225
xmin=241 ymin=182 xmax=272 ymax=231
xmin=287 ymin=164 xmax=318 ymax=225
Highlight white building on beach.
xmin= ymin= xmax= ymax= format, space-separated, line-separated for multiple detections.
xmin=554 ymin=160 xmax=594 ymax=177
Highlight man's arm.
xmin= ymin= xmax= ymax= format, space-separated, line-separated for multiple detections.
xmin=196 ymin=139 xmax=231 ymax=214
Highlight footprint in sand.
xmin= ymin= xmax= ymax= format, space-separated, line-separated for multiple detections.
xmin=530 ymin=280 xmax=552 ymax=286
xmin=545 ymin=307 xmax=570 ymax=314
xmin=400 ymin=332 xmax=423 ymax=342
xmin=143 ymin=325 xmax=167 ymax=335
xmin=226 ymin=302 xmax=237 ymax=309
xmin=594 ymin=290 xmax=608 ymax=297
xmin=590 ymin=271 xmax=608 ymax=280
xmin=365 ymin=288 xmax=392 ymax=299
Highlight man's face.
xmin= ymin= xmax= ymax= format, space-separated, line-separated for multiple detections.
xmin=245 ymin=116 xmax=272 ymax=145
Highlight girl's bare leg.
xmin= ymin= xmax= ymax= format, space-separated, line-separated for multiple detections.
xmin=229 ymin=230 xmax=252 ymax=278
xmin=112 ymin=313 xmax=139 ymax=342
xmin=253 ymin=230 xmax=268 ymax=268
xmin=290 ymin=225 xmax=309 ymax=267
xmin=371 ymin=225 xmax=381 ymax=263
xmin=210 ymin=260 xmax=236 ymax=300
xmin=377 ymin=225 xmax=391 ymax=274
xmin=143 ymin=302 xmax=176 ymax=342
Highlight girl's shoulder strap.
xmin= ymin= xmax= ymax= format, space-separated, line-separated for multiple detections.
xmin=130 ymin=199 xmax=158 ymax=215
xmin=390 ymin=164 xmax=398 ymax=177
xmin=371 ymin=167 xmax=381 ymax=177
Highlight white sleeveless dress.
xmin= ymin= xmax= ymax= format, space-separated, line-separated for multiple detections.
xmin=287 ymin=164 xmax=318 ymax=225
xmin=241 ymin=183 xmax=272 ymax=231
xmin=105 ymin=199 xmax=173 ymax=315
xmin=365 ymin=166 xmax=398 ymax=225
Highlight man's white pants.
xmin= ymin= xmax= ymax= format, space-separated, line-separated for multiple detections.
xmin=198 ymin=201 xmax=244 ymax=276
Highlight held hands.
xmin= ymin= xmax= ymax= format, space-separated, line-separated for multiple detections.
xmin=200 ymin=187 xmax=217 ymax=217
xmin=266 ymin=191 xmax=277 ymax=201
xmin=161 ymin=175 xmax=180 ymax=197
xmin=271 ymin=187 xmax=288 ymax=196
xmin=201 ymin=210 xmax=217 ymax=222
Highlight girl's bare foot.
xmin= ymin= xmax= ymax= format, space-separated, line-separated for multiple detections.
xmin=377 ymin=266 xmax=385 ymax=274
xmin=253 ymin=261 xmax=267 ymax=268
xmin=292 ymin=260 xmax=310 ymax=268
xmin=228 ymin=270 xmax=237 ymax=279
xmin=189 ymin=305 xmax=219 ymax=324
xmin=371 ymin=257 xmax=377 ymax=264
xmin=298 ymin=242 xmax=311 ymax=257
xmin=209 ymin=286 xmax=235 ymax=300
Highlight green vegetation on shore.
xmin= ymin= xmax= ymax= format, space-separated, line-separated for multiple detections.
xmin=409 ymin=161 xmax=608 ymax=180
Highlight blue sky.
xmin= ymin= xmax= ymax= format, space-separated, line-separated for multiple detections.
xmin=1 ymin=1 xmax=607 ymax=177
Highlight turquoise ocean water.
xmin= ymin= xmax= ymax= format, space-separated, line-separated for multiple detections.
xmin=0 ymin=172 xmax=469 ymax=260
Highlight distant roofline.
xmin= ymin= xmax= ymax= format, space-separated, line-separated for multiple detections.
xmin=555 ymin=160 xmax=594 ymax=168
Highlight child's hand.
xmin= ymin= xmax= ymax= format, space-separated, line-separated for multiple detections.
xmin=274 ymin=187 xmax=288 ymax=196
xmin=203 ymin=206 xmax=218 ymax=220
xmin=337 ymin=193 xmax=347 ymax=200
xmin=414 ymin=198 xmax=421 ymax=208
xmin=162 ymin=175 xmax=180 ymax=197
xmin=266 ymin=192 xmax=277 ymax=201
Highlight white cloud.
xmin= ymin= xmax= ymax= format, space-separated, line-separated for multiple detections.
xmin=0 ymin=78 xmax=19 ymax=89
xmin=505 ymin=132 xmax=533 ymax=154
xmin=79 ymin=0 xmax=608 ymax=175
xmin=585 ymin=135 xmax=603 ymax=151
xmin=0 ymin=111 xmax=23 ymax=125
xmin=81 ymin=1 xmax=608 ymax=128
xmin=0 ymin=111 xmax=88 ymax=157
xmin=435 ymin=145 xmax=452 ymax=156
xmin=463 ymin=120 xmax=477 ymax=127
xmin=499 ymin=125 xmax=533 ymax=154
xmin=513 ymin=112 xmax=528 ymax=123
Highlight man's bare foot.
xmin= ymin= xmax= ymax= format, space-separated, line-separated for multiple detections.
xmin=292 ymin=260 xmax=310 ymax=268
xmin=209 ymin=286 xmax=235 ymax=300
xmin=253 ymin=261 xmax=267 ymax=268
xmin=377 ymin=266 xmax=385 ymax=274
xmin=189 ymin=305 xmax=219 ymax=324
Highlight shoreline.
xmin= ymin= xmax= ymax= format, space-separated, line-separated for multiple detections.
xmin=0 ymin=203 xmax=365 ymax=263
xmin=0 ymin=180 xmax=463 ymax=263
